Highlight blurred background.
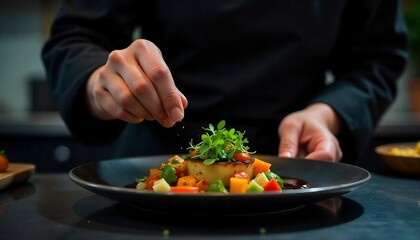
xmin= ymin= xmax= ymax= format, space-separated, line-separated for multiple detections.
xmin=0 ymin=0 xmax=56 ymax=113
xmin=0 ymin=0 xmax=419 ymax=172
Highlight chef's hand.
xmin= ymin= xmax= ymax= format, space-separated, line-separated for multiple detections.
xmin=85 ymin=39 xmax=187 ymax=128
xmin=278 ymin=103 xmax=343 ymax=162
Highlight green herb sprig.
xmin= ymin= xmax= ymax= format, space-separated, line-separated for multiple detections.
xmin=187 ymin=120 xmax=254 ymax=165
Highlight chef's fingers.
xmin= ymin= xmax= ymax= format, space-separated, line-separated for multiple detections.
xmin=123 ymin=59 xmax=173 ymax=127
xmin=305 ymin=136 xmax=342 ymax=162
xmin=131 ymin=39 xmax=186 ymax=127
xmin=107 ymin=49 xmax=166 ymax=121
xmin=95 ymin=63 xmax=154 ymax=122
xmin=92 ymin=86 xmax=143 ymax=123
xmin=278 ymin=118 xmax=301 ymax=158
xmin=180 ymin=90 xmax=188 ymax=109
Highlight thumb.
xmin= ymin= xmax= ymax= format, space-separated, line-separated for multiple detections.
xmin=278 ymin=121 xmax=301 ymax=158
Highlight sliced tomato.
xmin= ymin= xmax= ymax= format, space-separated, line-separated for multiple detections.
xmin=233 ymin=152 xmax=251 ymax=162
xmin=263 ymin=178 xmax=282 ymax=192
xmin=170 ymin=186 xmax=200 ymax=193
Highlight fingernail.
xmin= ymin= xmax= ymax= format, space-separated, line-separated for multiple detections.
xmin=170 ymin=107 xmax=184 ymax=122
xmin=279 ymin=151 xmax=293 ymax=158
xmin=161 ymin=118 xmax=175 ymax=128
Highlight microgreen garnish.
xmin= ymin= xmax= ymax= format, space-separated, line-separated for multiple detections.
xmin=187 ymin=120 xmax=254 ymax=165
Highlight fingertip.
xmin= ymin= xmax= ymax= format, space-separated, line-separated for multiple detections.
xmin=180 ymin=92 xmax=188 ymax=109
xmin=170 ymin=107 xmax=184 ymax=122
xmin=160 ymin=118 xmax=176 ymax=128
xmin=279 ymin=150 xmax=293 ymax=158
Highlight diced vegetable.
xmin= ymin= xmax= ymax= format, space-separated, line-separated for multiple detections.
xmin=264 ymin=172 xmax=284 ymax=187
xmin=136 ymin=181 xmax=147 ymax=190
xmin=152 ymin=178 xmax=171 ymax=192
xmin=208 ymin=179 xmax=228 ymax=193
xmin=170 ymin=186 xmax=200 ymax=193
xmin=263 ymin=178 xmax=282 ymax=192
xmin=253 ymin=158 xmax=271 ymax=177
xmin=171 ymin=161 xmax=188 ymax=178
xmin=168 ymin=155 xmax=185 ymax=164
xmin=145 ymin=176 xmax=160 ymax=190
xmin=168 ymin=155 xmax=188 ymax=177
xmin=253 ymin=172 xmax=269 ymax=186
xmin=229 ymin=177 xmax=248 ymax=193
xmin=195 ymin=179 xmax=209 ymax=192
xmin=161 ymin=164 xmax=178 ymax=184
xmin=246 ymin=180 xmax=264 ymax=193
xmin=177 ymin=175 xmax=197 ymax=187
xmin=149 ymin=168 xmax=162 ymax=178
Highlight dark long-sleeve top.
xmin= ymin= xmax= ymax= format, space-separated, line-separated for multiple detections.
xmin=42 ymin=0 xmax=408 ymax=164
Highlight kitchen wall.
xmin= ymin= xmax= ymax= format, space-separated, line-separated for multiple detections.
xmin=0 ymin=0 xmax=58 ymax=113
xmin=0 ymin=0 xmax=412 ymax=114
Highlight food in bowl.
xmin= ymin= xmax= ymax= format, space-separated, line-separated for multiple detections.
xmin=389 ymin=141 xmax=420 ymax=157
xmin=375 ymin=142 xmax=420 ymax=175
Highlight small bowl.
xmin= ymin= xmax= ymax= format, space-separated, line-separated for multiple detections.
xmin=375 ymin=142 xmax=420 ymax=175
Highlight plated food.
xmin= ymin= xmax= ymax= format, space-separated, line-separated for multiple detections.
xmin=134 ymin=154 xmax=286 ymax=193
xmin=134 ymin=120 xmax=289 ymax=193
xmin=67 ymin=120 xmax=370 ymax=215
xmin=68 ymin=155 xmax=370 ymax=215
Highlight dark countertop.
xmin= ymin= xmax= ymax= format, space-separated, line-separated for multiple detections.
xmin=0 ymin=172 xmax=419 ymax=240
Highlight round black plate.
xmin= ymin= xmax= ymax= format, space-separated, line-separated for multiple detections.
xmin=69 ymin=155 xmax=370 ymax=216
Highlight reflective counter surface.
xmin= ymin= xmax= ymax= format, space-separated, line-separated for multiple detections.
xmin=0 ymin=171 xmax=418 ymax=240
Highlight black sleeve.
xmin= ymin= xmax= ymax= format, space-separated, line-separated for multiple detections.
xmin=308 ymin=0 xmax=409 ymax=162
xmin=41 ymin=0 xmax=141 ymax=145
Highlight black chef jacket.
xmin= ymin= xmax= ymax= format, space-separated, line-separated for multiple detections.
xmin=42 ymin=0 xmax=408 ymax=164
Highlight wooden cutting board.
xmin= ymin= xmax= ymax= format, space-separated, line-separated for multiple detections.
xmin=0 ymin=163 xmax=36 ymax=190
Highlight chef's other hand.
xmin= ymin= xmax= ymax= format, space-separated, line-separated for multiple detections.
xmin=85 ymin=39 xmax=188 ymax=128
xmin=278 ymin=103 xmax=343 ymax=162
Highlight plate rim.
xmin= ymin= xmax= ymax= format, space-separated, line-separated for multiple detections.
xmin=69 ymin=155 xmax=371 ymax=197
xmin=68 ymin=155 xmax=371 ymax=215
